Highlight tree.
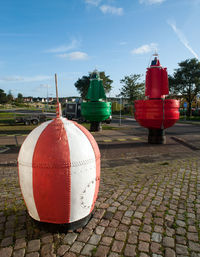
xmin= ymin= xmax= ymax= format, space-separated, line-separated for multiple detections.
xmin=0 ymin=89 xmax=8 ymax=104
xmin=75 ymin=71 xmax=113 ymax=99
xmin=119 ymin=74 xmax=145 ymax=102
xmin=7 ymin=90 xmax=13 ymax=103
xmin=17 ymin=93 xmax=23 ymax=103
xmin=169 ymin=58 xmax=200 ymax=116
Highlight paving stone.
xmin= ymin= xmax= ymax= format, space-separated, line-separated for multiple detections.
xmin=26 ymin=253 xmax=40 ymax=257
xmin=81 ymin=244 xmax=96 ymax=256
xmin=27 ymin=240 xmax=40 ymax=253
xmin=189 ymin=241 xmax=200 ymax=252
xmin=63 ymin=233 xmax=78 ymax=245
xmin=0 ymin=247 xmax=13 ymax=257
xmin=107 ymin=206 xmax=117 ymax=213
xmin=176 ymin=227 xmax=186 ymax=235
xmin=128 ymin=233 xmax=137 ymax=244
xmin=176 ymin=219 xmax=186 ymax=227
xmin=86 ymin=218 xmax=98 ymax=230
xmin=63 ymin=253 xmax=77 ymax=257
xmin=176 ymin=235 xmax=187 ymax=245
xmin=138 ymin=241 xmax=149 ymax=253
xmin=95 ymin=226 xmax=105 ymax=235
xmin=77 ymin=228 xmax=92 ymax=242
xmin=165 ymin=248 xmax=176 ymax=257
xmin=151 ymin=232 xmax=162 ymax=243
xmin=150 ymin=242 xmax=162 ymax=254
xmin=176 ymin=244 xmax=189 ymax=255
xmin=121 ymin=216 xmax=131 ymax=225
xmin=115 ymin=231 xmax=127 ymax=241
xmin=70 ymin=241 xmax=84 ymax=253
xmin=125 ymin=210 xmax=134 ymax=217
xmin=41 ymin=234 xmax=53 ymax=244
xmin=139 ymin=232 xmax=150 ymax=242
xmin=142 ymin=224 xmax=152 ymax=233
xmin=109 ymin=219 xmax=120 ymax=228
xmin=187 ymin=232 xmax=199 ymax=242
xmin=41 ymin=243 xmax=54 ymax=256
xmin=99 ymin=219 xmax=110 ymax=226
xmin=14 ymin=238 xmax=26 ymax=250
xmin=154 ymin=225 xmax=163 ymax=233
xmin=118 ymin=223 xmax=129 ymax=232
xmin=94 ymin=209 xmax=105 ymax=219
xmin=191 ymin=253 xmax=200 ymax=257
xmin=188 ymin=225 xmax=198 ymax=232
xmin=166 ymin=227 xmax=175 ymax=237
xmin=101 ymin=236 xmax=113 ymax=246
xmin=114 ymin=211 xmax=123 ymax=220
xmin=163 ymin=236 xmax=175 ymax=248
xmin=88 ymin=234 xmax=101 ymax=245
xmin=13 ymin=248 xmax=25 ymax=257
xmin=57 ymin=245 xmax=70 ymax=256
xmin=104 ymin=227 xmax=116 ymax=237
xmin=95 ymin=245 xmax=110 ymax=257
xmin=103 ymin=211 xmax=114 ymax=221
xmin=141 ymin=253 xmax=150 ymax=257
xmin=0 ymin=236 xmax=13 ymax=247
xmin=108 ymin=252 xmax=119 ymax=257
xmin=124 ymin=244 xmax=136 ymax=257
xmin=111 ymin=240 xmax=124 ymax=253
xmin=15 ymin=230 xmax=27 ymax=239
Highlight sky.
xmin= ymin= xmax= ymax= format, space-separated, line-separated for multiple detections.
xmin=0 ymin=0 xmax=200 ymax=98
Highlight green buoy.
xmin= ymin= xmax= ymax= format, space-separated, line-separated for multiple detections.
xmin=81 ymin=70 xmax=112 ymax=132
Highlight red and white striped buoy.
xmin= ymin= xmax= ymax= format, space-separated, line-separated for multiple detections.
xmin=18 ymin=117 xmax=100 ymax=226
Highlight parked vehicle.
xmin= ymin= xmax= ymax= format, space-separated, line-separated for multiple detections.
xmin=15 ymin=114 xmax=47 ymax=125
xmin=63 ymin=103 xmax=112 ymax=124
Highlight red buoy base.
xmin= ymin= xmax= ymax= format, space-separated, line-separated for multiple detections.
xmin=134 ymin=99 xmax=179 ymax=129
xmin=148 ymin=128 xmax=166 ymax=144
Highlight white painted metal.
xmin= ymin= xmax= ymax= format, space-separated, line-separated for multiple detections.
xmin=61 ymin=118 xmax=96 ymax=222
xmin=18 ymin=120 xmax=52 ymax=221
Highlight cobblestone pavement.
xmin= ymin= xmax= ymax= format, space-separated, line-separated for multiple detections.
xmin=0 ymin=158 xmax=200 ymax=257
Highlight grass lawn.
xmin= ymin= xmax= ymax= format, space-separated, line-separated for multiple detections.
xmin=0 ymin=120 xmax=120 ymax=136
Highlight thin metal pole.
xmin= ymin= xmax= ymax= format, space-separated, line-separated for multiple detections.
xmin=55 ymin=73 xmax=61 ymax=117
xmin=119 ymin=97 xmax=122 ymax=126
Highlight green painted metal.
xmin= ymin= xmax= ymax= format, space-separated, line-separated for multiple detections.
xmin=81 ymin=70 xmax=112 ymax=122
xmin=86 ymin=79 xmax=106 ymax=101
xmin=81 ymin=102 xmax=112 ymax=122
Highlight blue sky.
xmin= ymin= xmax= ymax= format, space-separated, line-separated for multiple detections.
xmin=0 ymin=0 xmax=200 ymax=98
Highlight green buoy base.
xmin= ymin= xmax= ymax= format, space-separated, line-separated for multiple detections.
xmin=90 ymin=121 xmax=102 ymax=132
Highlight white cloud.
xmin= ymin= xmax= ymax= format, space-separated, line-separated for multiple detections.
xmin=0 ymin=75 xmax=52 ymax=83
xmin=85 ymin=0 xmax=102 ymax=6
xmin=57 ymin=51 xmax=89 ymax=60
xmin=131 ymin=43 xmax=158 ymax=54
xmin=139 ymin=0 xmax=165 ymax=4
xmin=168 ymin=21 xmax=199 ymax=60
xmin=100 ymin=5 xmax=124 ymax=15
xmin=45 ymin=39 xmax=79 ymax=53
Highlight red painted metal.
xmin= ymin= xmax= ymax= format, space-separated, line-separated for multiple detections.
xmin=134 ymin=56 xmax=179 ymax=129
xmin=33 ymin=118 xmax=71 ymax=223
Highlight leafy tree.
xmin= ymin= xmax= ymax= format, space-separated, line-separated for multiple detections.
xmin=119 ymin=74 xmax=145 ymax=102
xmin=75 ymin=71 xmax=113 ymax=99
xmin=169 ymin=58 xmax=200 ymax=116
xmin=0 ymin=89 xmax=8 ymax=104
xmin=7 ymin=90 xmax=13 ymax=103
xmin=17 ymin=93 xmax=23 ymax=103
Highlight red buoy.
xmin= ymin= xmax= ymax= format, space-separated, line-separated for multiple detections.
xmin=134 ymin=55 xmax=179 ymax=144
